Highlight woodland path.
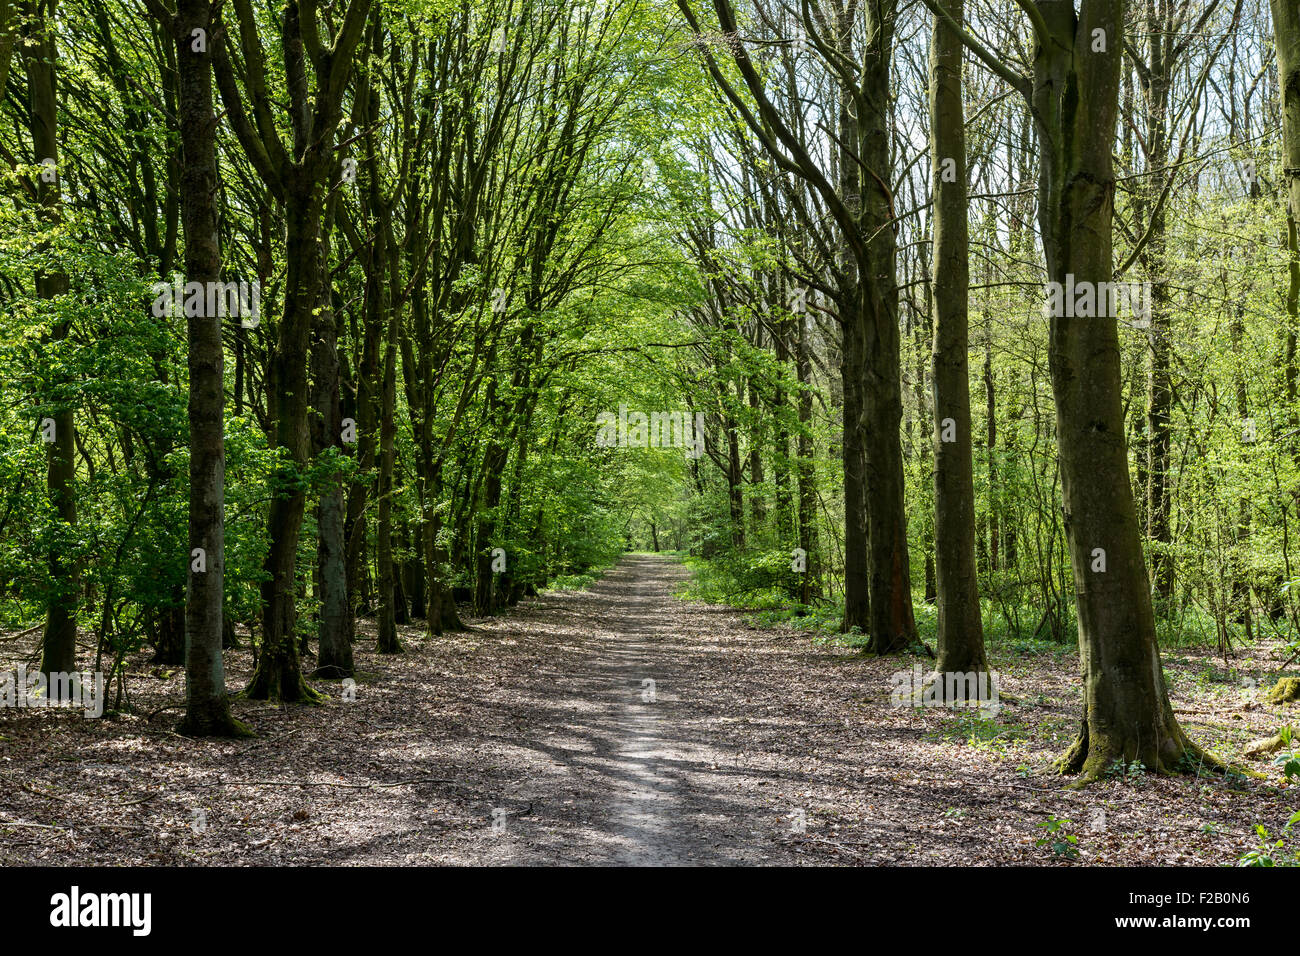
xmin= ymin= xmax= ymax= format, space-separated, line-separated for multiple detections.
xmin=1 ymin=554 xmax=1285 ymax=866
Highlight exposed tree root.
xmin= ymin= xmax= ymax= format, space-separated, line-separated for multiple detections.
xmin=177 ymin=711 xmax=254 ymax=739
xmin=911 ymin=671 xmax=1001 ymax=714
xmin=1243 ymin=732 xmax=1289 ymax=758
xmin=241 ymin=669 xmax=324 ymax=705
xmin=1264 ymin=677 xmax=1300 ymax=705
xmin=310 ymin=664 xmax=354 ymax=680
xmin=1056 ymin=723 xmax=1236 ymax=787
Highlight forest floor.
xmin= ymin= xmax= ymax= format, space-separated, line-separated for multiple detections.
xmin=2 ymin=552 xmax=1299 ymax=865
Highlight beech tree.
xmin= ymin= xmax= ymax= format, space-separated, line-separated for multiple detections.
xmin=213 ymin=0 xmax=372 ymax=701
xmin=927 ymin=0 xmax=987 ymax=685
xmin=1275 ymin=1 xmax=1300 ymax=392
xmin=22 ymin=0 xmax=77 ymax=676
xmin=2 ymin=0 xmax=1295 ymax=795
xmin=921 ymin=0 xmax=1215 ymax=776
xmin=141 ymin=0 xmax=247 ymax=734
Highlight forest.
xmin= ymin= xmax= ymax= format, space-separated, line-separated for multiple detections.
xmin=1 ymin=0 xmax=1300 ymax=873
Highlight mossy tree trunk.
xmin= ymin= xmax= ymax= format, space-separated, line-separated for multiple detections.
xmin=1275 ymin=0 xmax=1300 ymax=463
xmin=920 ymin=0 xmax=1214 ymax=777
xmin=856 ymin=1 xmax=916 ymax=654
xmin=375 ymin=199 xmax=402 ymax=655
xmin=796 ymin=292 xmax=821 ymax=605
xmin=247 ymin=184 xmax=327 ymax=702
xmin=1136 ymin=0 xmax=1174 ymax=604
xmin=310 ymin=202 xmax=354 ymax=680
xmin=1030 ymin=0 xmax=1202 ymax=778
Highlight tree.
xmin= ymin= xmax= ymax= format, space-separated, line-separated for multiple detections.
xmin=677 ymin=0 xmax=918 ymax=649
xmin=20 ymin=0 xmax=77 ymax=681
xmin=213 ymin=0 xmax=372 ymax=701
xmin=23 ymin=0 xmax=77 ymax=677
xmin=922 ymin=0 xmax=1215 ymax=777
xmin=1275 ymin=0 xmax=1300 ymax=436
xmin=927 ymin=0 xmax=988 ymax=685
xmin=142 ymin=0 xmax=248 ymax=735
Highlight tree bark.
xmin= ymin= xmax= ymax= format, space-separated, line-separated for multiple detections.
xmin=797 ymin=299 xmax=820 ymax=604
xmin=159 ymin=0 xmax=246 ymax=734
xmin=1274 ymin=0 xmax=1300 ymax=447
xmin=928 ymin=0 xmax=988 ymax=683
xmin=857 ymin=0 xmax=916 ymax=653
xmin=1137 ymin=0 xmax=1175 ymax=603
xmin=375 ymin=204 xmax=402 ymax=654
xmin=310 ymin=204 xmax=354 ymax=679
xmin=246 ymin=184 xmax=327 ymax=701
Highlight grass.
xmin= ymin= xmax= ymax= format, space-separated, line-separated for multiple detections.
xmin=543 ymin=568 xmax=607 ymax=592
xmin=674 ymin=551 xmax=1300 ymax=663
xmin=924 ymin=712 xmax=1029 ymax=752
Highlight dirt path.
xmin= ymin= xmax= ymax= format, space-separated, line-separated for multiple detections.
xmin=482 ymin=554 xmax=786 ymax=865
xmin=1 ymin=553 xmax=1290 ymax=866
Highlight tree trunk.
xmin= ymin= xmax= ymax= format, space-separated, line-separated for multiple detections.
xmin=375 ymin=207 xmax=402 ymax=654
xmin=747 ymin=378 xmax=766 ymax=527
xmin=836 ymin=40 xmax=871 ymax=634
xmin=212 ymin=0 xmax=371 ymax=702
xmin=983 ymin=335 xmax=998 ymax=575
xmin=422 ymin=462 xmax=465 ymax=634
xmin=797 ymin=306 xmax=820 ymax=604
xmin=840 ymin=310 xmax=870 ymax=630
xmin=772 ymin=307 xmax=794 ymax=540
xmin=149 ymin=597 xmax=185 ymax=667
xmin=1140 ymin=0 xmax=1175 ymax=603
xmin=474 ymin=436 xmax=507 ymax=616
xmin=24 ymin=0 xmax=77 ymax=677
xmin=1275 ymin=2 xmax=1300 ymax=443
xmin=310 ymin=206 xmax=354 ymax=679
xmin=404 ymin=522 xmax=425 ymax=618
xmin=928 ymin=0 xmax=988 ymax=683
xmin=725 ymin=409 xmax=745 ymax=549
xmin=1269 ymin=0 xmax=1300 ymax=626
xmin=244 ymin=187 xmax=326 ymax=703
xmin=167 ymin=0 xmax=245 ymax=734
xmin=858 ymin=0 xmax=916 ymax=653
xmin=1031 ymin=0 xmax=1205 ymax=778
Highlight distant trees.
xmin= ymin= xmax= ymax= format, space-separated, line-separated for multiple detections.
xmin=677 ymin=0 xmax=918 ymax=650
